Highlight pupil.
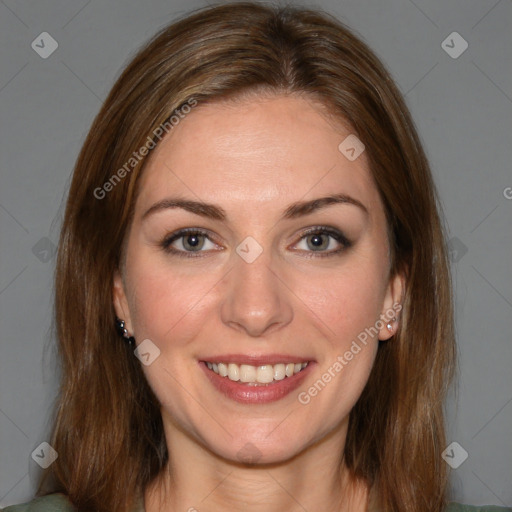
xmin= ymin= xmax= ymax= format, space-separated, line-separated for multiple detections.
xmin=309 ymin=234 xmax=327 ymax=250
xmin=185 ymin=235 xmax=202 ymax=250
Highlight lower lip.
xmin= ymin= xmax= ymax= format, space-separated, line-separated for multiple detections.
xmin=200 ymin=361 xmax=314 ymax=404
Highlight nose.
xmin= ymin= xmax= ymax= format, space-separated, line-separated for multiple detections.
xmin=220 ymin=246 xmax=294 ymax=338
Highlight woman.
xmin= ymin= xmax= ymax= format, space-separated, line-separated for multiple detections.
xmin=2 ymin=2 xmax=509 ymax=512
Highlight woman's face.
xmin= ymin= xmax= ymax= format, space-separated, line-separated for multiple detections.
xmin=114 ymin=94 xmax=402 ymax=464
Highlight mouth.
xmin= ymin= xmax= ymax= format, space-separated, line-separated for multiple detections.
xmin=199 ymin=355 xmax=314 ymax=404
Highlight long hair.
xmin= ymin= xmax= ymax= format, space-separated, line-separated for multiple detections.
xmin=39 ymin=2 xmax=456 ymax=511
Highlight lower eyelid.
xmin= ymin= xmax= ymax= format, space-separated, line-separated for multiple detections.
xmin=291 ymin=239 xmax=348 ymax=256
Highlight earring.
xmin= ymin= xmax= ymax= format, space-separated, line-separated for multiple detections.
xmin=115 ymin=317 xmax=135 ymax=347
xmin=386 ymin=317 xmax=397 ymax=332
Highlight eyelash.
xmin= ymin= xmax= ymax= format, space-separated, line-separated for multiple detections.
xmin=160 ymin=226 xmax=352 ymax=259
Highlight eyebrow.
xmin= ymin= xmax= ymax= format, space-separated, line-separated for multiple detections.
xmin=141 ymin=193 xmax=368 ymax=222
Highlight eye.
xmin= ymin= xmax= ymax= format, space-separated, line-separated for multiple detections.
xmin=161 ymin=226 xmax=351 ymax=259
xmin=161 ymin=229 xmax=220 ymax=257
xmin=292 ymin=227 xmax=351 ymax=257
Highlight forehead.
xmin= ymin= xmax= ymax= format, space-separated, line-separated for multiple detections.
xmin=135 ymin=94 xmax=380 ymax=218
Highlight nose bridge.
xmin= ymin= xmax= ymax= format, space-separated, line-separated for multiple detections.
xmin=220 ymin=239 xmax=293 ymax=337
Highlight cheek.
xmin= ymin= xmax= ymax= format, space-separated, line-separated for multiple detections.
xmin=295 ymin=268 xmax=381 ymax=427
xmin=293 ymin=260 xmax=386 ymax=346
xmin=125 ymin=253 xmax=221 ymax=348
xmin=125 ymin=257 xmax=220 ymax=424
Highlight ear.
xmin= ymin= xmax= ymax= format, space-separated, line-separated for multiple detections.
xmin=378 ymin=270 xmax=405 ymax=341
xmin=113 ymin=269 xmax=133 ymax=334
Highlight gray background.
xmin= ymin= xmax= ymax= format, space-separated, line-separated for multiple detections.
xmin=0 ymin=0 xmax=511 ymax=508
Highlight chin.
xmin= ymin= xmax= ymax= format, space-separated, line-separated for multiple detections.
xmin=201 ymin=426 xmax=316 ymax=466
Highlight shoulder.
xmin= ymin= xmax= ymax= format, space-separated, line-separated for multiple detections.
xmin=446 ymin=503 xmax=512 ymax=512
xmin=1 ymin=494 xmax=144 ymax=512
xmin=0 ymin=494 xmax=75 ymax=512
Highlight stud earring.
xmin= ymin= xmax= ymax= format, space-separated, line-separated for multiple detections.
xmin=386 ymin=317 xmax=397 ymax=332
xmin=115 ymin=317 xmax=135 ymax=346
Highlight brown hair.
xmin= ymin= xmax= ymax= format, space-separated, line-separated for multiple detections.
xmin=39 ymin=2 xmax=456 ymax=511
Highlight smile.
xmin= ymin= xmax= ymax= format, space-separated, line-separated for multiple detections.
xmin=205 ymin=361 xmax=309 ymax=385
xmin=200 ymin=358 xmax=314 ymax=404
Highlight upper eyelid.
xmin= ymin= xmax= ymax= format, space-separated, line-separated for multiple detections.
xmin=165 ymin=227 xmax=219 ymax=243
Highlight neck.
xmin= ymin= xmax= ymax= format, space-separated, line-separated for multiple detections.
xmin=144 ymin=417 xmax=370 ymax=512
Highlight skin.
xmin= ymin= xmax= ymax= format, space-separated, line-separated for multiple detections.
xmin=113 ymin=93 xmax=404 ymax=512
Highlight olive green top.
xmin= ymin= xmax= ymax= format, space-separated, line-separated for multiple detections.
xmin=1 ymin=494 xmax=511 ymax=511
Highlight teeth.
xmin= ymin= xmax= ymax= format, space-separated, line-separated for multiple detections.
xmin=217 ymin=362 xmax=228 ymax=377
xmin=257 ymin=365 xmax=274 ymax=383
xmin=206 ymin=360 xmax=309 ymax=384
xmin=273 ymin=363 xmax=286 ymax=381
xmin=228 ymin=363 xmax=240 ymax=381
xmin=240 ymin=364 xmax=256 ymax=383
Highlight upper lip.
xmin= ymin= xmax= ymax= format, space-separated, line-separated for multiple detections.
xmin=200 ymin=354 xmax=314 ymax=366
